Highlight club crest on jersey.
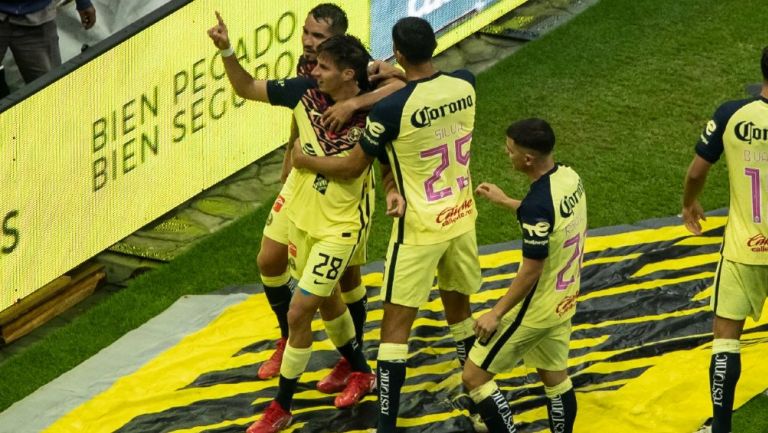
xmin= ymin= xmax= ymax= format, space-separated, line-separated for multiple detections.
xmin=347 ymin=126 xmax=364 ymax=143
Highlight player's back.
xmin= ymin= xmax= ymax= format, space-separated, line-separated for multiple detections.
xmin=697 ymin=96 xmax=768 ymax=264
xmin=514 ymin=164 xmax=587 ymax=328
xmin=375 ymin=70 xmax=477 ymax=245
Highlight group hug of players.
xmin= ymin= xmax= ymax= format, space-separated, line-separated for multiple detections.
xmin=208 ymin=4 xmax=768 ymax=433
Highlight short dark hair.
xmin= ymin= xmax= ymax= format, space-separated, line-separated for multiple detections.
xmin=506 ymin=118 xmax=555 ymax=154
xmin=392 ymin=17 xmax=437 ymax=64
xmin=317 ymin=35 xmax=371 ymax=91
xmin=310 ymin=3 xmax=348 ymax=35
xmin=762 ymin=46 xmax=768 ymax=81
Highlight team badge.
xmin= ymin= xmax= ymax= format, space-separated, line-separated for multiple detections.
xmin=347 ymin=126 xmax=363 ymax=143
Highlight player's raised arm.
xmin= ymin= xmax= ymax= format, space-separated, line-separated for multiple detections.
xmin=207 ymin=12 xmax=268 ymax=102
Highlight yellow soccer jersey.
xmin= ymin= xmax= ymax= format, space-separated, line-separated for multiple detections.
xmin=508 ymin=164 xmax=587 ymax=328
xmin=696 ymin=96 xmax=768 ymax=264
xmin=360 ymin=70 xmax=477 ymax=245
xmin=267 ymin=77 xmax=372 ymax=245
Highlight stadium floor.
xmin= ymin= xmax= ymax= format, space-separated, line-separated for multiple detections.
xmin=2 ymin=211 xmax=767 ymax=433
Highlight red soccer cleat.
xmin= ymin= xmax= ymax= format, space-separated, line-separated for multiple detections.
xmin=317 ymin=357 xmax=352 ymax=393
xmin=257 ymin=338 xmax=287 ymax=380
xmin=334 ymin=371 xmax=376 ymax=408
xmin=246 ymin=401 xmax=292 ymax=433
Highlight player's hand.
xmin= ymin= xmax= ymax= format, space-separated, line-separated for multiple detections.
xmin=322 ymin=99 xmax=356 ymax=132
xmin=207 ymin=11 xmax=231 ymax=50
xmin=475 ymin=182 xmax=513 ymax=206
xmin=291 ymin=138 xmax=306 ymax=169
xmin=474 ymin=311 xmax=500 ymax=343
xmin=78 ymin=5 xmax=96 ymax=29
xmin=682 ymin=201 xmax=706 ymax=235
xmin=368 ymin=60 xmax=406 ymax=83
xmin=386 ymin=190 xmax=406 ymax=217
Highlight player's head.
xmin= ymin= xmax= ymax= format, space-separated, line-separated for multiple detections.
xmin=313 ymin=34 xmax=371 ymax=94
xmin=303 ymin=4 xmax=348 ymax=61
xmin=505 ymin=118 xmax=555 ymax=171
xmin=392 ymin=17 xmax=437 ymax=66
xmin=761 ymin=45 xmax=768 ymax=82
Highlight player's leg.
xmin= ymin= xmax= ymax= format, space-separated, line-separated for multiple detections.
xmin=376 ymin=240 xmax=441 ymax=433
xmin=709 ymin=316 xmax=743 ymax=433
xmin=321 ymin=198 xmax=372 ymax=389
xmin=440 ymin=290 xmax=474 ymax=365
xmin=255 ymin=192 xmax=294 ymax=380
xmin=342 ymin=194 xmax=374 ymax=349
xmin=340 ymin=265 xmax=367 ymax=347
xmin=318 ymin=287 xmax=375 ymax=408
xmin=316 ymin=266 xmax=365 ymax=394
xmin=248 ymin=231 xmax=348 ymax=433
xmin=437 ymin=230 xmax=482 ymax=365
xmin=461 ymin=313 xmax=543 ymax=433
xmin=246 ymin=287 xmax=323 ymax=433
xmin=462 ymin=360 xmax=516 ymax=433
xmin=705 ymin=258 xmax=766 ymax=433
xmin=527 ymin=321 xmax=577 ymax=433
xmin=536 ymin=369 xmax=576 ymax=433
xmin=377 ymin=302 xmax=419 ymax=433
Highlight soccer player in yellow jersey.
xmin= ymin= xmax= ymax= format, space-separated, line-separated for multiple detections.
xmin=293 ymin=17 xmax=481 ymax=433
xmin=255 ymin=4 xmax=401 ymax=387
xmin=682 ymin=47 xmax=768 ymax=433
xmin=463 ymin=119 xmax=586 ymax=433
xmin=209 ymin=14 xmax=382 ymax=433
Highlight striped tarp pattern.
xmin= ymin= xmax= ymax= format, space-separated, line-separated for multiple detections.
xmin=44 ymin=215 xmax=768 ymax=433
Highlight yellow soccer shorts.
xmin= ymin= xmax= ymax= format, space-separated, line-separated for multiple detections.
xmin=469 ymin=318 xmax=572 ymax=374
xmin=262 ymin=172 xmax=296 ymax=245
xmin=288 ymin=224 xmax=356 ymax=297
xmin=381 ymin=229 xmax=481 ymax=308
xmin=712 ymin=258 xmax=768 ymax=321
xmin=349 ymin=188 xmax=375 ymax=267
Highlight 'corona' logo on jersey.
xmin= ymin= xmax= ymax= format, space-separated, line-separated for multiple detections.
xmin=734 ymin=121 xmax=768 ymax=144
xmin=746 ymin=233 xmax=768 ymax=252
xmin=560 ymin=180 xmax=585 ymax=218
xmin=410 ymin=95 xmax=473 ymax=128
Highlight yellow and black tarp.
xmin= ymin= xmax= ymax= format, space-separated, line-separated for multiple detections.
xmin=6 ymin=213 xmax=768 ymax=433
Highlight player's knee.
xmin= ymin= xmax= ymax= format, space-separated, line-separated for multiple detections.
xmin=257 ymin=247 xmax=287 ymax=277
xmin=287 ymin=301 xmax=312 ymax=330
xmin=339 ymin=266 xmax=361 ymax=292
xmin=461 ymin=366 xmax=485 ymax=391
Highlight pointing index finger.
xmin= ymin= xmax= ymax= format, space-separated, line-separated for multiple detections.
xmin=215 ymin=11 xmax=224 ymax=26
